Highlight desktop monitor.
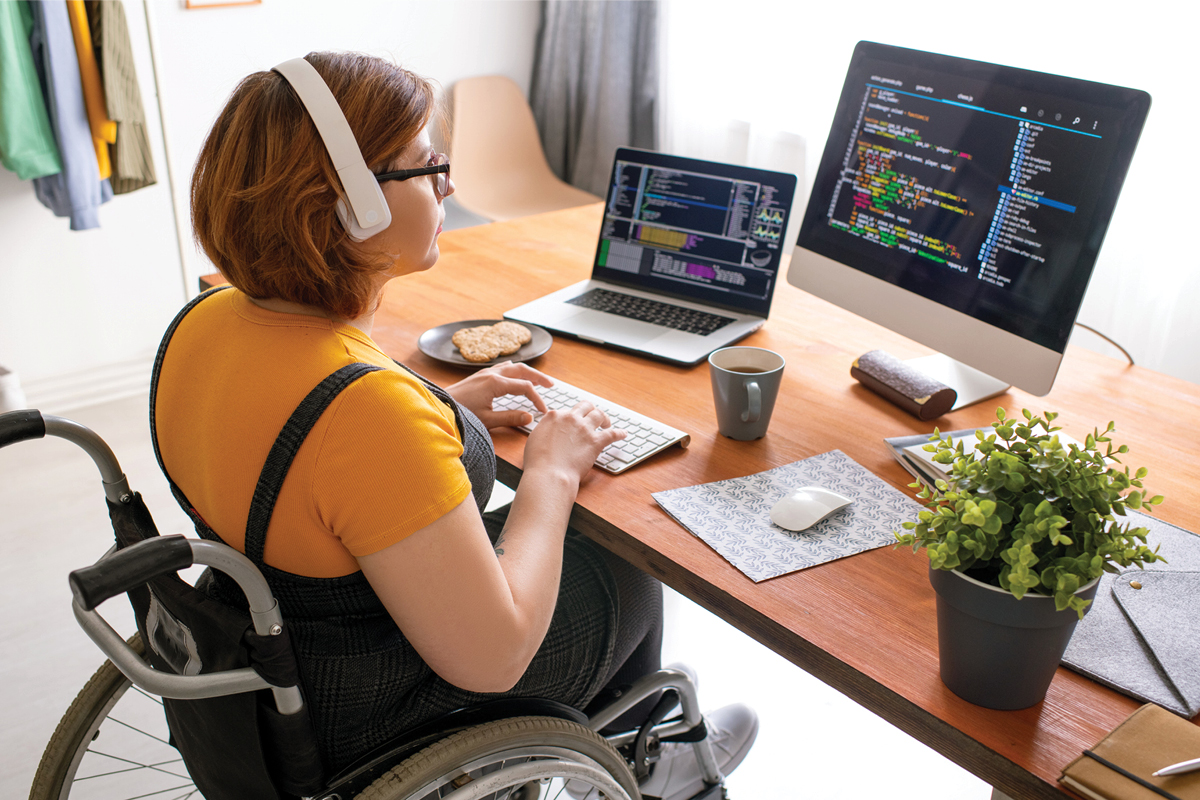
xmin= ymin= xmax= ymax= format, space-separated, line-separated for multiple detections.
xmin=789 ymin=42 xmax=1150 ymax=406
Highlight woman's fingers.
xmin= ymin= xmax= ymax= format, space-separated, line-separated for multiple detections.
xmin=496 ymin=377 xmax=547 ymax=414
xmin=581 ymin=403 xmax=613 ymax=430
xmin=491 ymin=361 xmax=553 ymax=387
xmin=489 ymin=408 xmax=537 ymax=428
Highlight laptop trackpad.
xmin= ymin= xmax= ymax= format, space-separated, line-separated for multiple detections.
xmin=567 ymin=312 xmax=660 ymax=345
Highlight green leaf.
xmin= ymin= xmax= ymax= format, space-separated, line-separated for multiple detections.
xmin=961 ymin=502 xmax=987 ymax=527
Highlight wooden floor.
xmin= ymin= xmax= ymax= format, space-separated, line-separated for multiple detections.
xmin=1 ymin=392 xmax=989 ymax=799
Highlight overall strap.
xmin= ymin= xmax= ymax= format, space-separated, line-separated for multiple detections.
xmin=243 ymin=362 xmax=383 ymax=566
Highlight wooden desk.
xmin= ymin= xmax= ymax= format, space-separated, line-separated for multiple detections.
xmin=226 ymin=203 xmax=1200 ymax=799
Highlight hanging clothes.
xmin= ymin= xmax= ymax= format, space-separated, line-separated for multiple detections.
xmin=65 ymin=0 xmax=115 ymax=180
xmin=0 ymin=0 xmax=63 ymax=180
xmin=85 ymin=0 xmax=155 ymax=194
xmin=29 ymin=0 xmax=112 ymax=231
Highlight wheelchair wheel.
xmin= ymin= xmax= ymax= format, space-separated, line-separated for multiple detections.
xmin=354 ymin=716 xmax=639 ymax=800
xmin=29 ymin=633 xmax=200 ymax=800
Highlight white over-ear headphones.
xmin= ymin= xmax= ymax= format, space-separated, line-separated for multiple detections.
xmin=271 ymin=57 xmax=391 ymax=241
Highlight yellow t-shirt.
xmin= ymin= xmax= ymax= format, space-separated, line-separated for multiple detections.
xmin=154 ymin=289 xmax=473 ymax=578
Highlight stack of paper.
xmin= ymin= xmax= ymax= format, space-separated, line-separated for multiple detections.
xmin=885 ymin=427 xmax=1091 ymax=492
xmin=884 ymin=428 xmax=977 ymax=490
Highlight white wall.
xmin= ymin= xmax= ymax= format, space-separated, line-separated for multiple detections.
xmin=0 ymin=0 xmax=542 ymax=412
xmin=145 ymin=0 xmax=543 ymax=292
xmin=0 ymin=0 xmax=184 ymax=411
xmin=662 ymin=0 xmax=1200 ymax=386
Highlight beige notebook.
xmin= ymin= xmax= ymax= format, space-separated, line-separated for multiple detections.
xmin=1060 ymin=704 xmax=1200 ymax=800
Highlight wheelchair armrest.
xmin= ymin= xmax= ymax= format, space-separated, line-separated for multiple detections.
xmin=70 ymin=535 xmax=195 ymax=611
xmin=73 ymin=600 xmax=277 ymax=701
xmin=70 ymin=536 xmax=304 ymax=714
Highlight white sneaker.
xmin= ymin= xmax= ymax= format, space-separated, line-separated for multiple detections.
xmin=636 ymin=703 xmax=759 ymax=800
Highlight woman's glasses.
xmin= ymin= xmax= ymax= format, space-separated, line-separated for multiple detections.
xmin=375 ymin=153 xmax=451 ymax=197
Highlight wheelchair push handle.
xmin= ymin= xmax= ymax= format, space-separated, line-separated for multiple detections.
xmin=0 ymin=410 xmax=131 ymax=503
xmin=70 ymin=535 xmax=195 ymax=611
xmin=71 ymin=536 xmax=304 ymax=714
xmin=0 ymin=408 xmax=45 ymax=447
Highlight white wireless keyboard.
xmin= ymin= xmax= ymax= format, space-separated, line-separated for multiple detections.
xmin=493 ymin=377 xmax=690 ymax=474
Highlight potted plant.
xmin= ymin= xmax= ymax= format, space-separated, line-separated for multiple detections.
xmin=896 ymin=408 xmax=1165 ymax=709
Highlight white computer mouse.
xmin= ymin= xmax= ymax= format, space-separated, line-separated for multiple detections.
xmin=769 ymin=486 xmax=853 ymax=531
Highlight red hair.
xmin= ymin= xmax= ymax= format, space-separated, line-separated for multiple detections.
xmin=191 ymin=52 xmax=437 ymax=319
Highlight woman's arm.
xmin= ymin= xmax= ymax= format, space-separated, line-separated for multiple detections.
xmin=357 ymin=402 xmax=624 ymax=693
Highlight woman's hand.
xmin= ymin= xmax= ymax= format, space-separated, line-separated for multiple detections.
xmin=445 ymin=361 xmax=552 ymax=429
xmin=523 ymin=402 xmax=626 ymax=485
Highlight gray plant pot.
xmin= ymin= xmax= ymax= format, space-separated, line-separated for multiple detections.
xmin=929 ymin=565 xmax=1100 ymax=710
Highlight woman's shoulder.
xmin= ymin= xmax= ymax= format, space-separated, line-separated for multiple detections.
xmin=330 ymin=364 xmax=459 ymax=436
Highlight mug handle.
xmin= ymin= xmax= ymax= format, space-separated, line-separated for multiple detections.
xmin=741 ymin=381 xmax=761 ymax=423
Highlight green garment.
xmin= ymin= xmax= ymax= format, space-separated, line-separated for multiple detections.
xmin=0 ymin=0 xmax=62 ymax=180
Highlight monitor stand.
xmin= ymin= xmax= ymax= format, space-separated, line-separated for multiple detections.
xmin=905 ymin=354 xmax=1010 ymax=411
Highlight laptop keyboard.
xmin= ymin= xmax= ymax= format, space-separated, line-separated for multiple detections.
xmin=493 ymin=377 xmax=690 ymax=474
xmin=566 ymin=288 xmax=735 ymax=336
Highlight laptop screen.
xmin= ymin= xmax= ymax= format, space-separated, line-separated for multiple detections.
xmin=593 ymin=148 xmax=798 ymax=317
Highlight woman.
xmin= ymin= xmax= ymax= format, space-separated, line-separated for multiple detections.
xmin=153 ymin=51 xmax=755 ymax=797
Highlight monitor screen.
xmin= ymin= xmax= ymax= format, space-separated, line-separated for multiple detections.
xmin=790 ymin=42 xmax=1150 ymax=397
xmin=597 ymin=148 xmax=797 ymax=317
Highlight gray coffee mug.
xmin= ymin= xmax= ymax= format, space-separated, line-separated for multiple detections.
xmin=708 ymin=347 xmax=786 ymax=440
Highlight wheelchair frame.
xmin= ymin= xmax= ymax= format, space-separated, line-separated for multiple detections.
xmin=5 ymin=410 xmax=727 ymax=800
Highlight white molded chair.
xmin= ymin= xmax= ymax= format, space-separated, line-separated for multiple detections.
xmin=449 ymin=75 xmax=601 ymax=222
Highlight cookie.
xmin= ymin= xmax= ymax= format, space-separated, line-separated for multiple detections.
xmin=452 ymin=322 xmax=531 ymax=363
xmin=493 ymin=321 xmax=533 ymax=347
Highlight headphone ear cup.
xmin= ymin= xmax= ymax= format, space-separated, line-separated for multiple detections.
xmin=335 ymin=198 xmax=366 ymax=242
xmin=335 ymin=181 xmax=392 ymax=242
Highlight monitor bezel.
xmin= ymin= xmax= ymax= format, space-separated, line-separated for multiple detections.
xmin=789 ymin=41 xmax=1150 ymax=396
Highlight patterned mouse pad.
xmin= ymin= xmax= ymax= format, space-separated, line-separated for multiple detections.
xmin=651 ymin=450 xmax=922 ymax=582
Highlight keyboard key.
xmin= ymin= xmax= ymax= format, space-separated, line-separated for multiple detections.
xmin=566 ymin=288 xmax=735 ymax=336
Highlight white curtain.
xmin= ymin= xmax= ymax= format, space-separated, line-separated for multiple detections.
xmin=659 ymin=0 xmax=1199 ymax=385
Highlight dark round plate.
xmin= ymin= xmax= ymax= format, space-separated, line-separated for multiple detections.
xmin=417 ymin=320 xmax=552 ymax=368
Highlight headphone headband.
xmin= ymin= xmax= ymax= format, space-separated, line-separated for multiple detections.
xmin=271 ymin=57 xmax=391 ymax=240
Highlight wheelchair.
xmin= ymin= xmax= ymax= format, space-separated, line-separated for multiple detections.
xmin=4 ymin=409 xmax=728 ymax=800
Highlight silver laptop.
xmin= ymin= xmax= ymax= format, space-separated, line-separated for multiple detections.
xmin=505 ymin=147 xmax=798 ymax=366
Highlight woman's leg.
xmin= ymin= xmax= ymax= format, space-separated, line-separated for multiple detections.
xmin=483 ymin=507 xmax=665 ymax=724
xmin=585 ymin=544 xmax=664 ymax=732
